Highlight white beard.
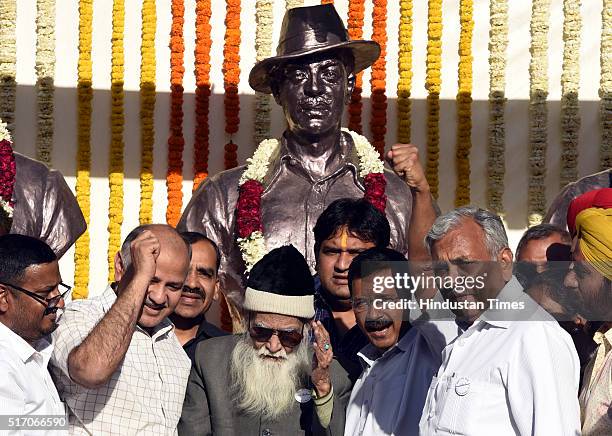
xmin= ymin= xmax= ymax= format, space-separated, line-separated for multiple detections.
xmin=229 ymin=333 xmax=312 ymax=420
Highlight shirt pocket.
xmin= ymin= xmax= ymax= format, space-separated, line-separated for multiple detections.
xmin=435 ymin=376 xmax=485 ymax=435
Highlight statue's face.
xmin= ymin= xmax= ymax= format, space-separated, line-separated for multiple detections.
xmin=274 ymin=53 xmax=353 ymax=139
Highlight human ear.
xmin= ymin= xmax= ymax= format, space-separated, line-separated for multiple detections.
xmin=345 ymin=74 xmax=356 ymax=104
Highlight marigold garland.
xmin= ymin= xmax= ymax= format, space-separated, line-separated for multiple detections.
xmin=166 ymin=0 xmax=185 ymax=226
xmin=193 ymin=0 xmax=212 ymax=191
xmin=455 ymin=0 xmax=473 ymax=207
xmin=0 ymin=0 xmax=17 ymax=137
xmin=560 ymin=0 xmax=581 ymax=189
xmin=370 ymin=0 xmax=388 ymax=158
xmin=425 ymin=0 xmax=442 ymax=199
xmin=487 ymin=0 xmax=508 ymax=216
xmin=348 ymin=0 xmax=365 ymax=134
xmin=602 ymin=0 xmax=612 ymax=170
xmin=397 ymin=0 xmax=413 ymax=144
xmin=107 ymin=0 xmax=125 ymax=281
xmin=73 ymin=0 xmax=93 ymax=299
xmin=35 ymin=0 xmax=55 ymax=166
xmin=139 ymin=0 xmax=155 ymax=224
xmin=528 ymin=0 xmax=550 ymax=227
xmin=223 ymin=0 xmax=241 ymax=169
xmin=253 ymin=1 xmax=273 ymax=147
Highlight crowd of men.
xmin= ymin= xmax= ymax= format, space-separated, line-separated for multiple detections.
xmin=0 ymin=4 xmax=611 ymax=435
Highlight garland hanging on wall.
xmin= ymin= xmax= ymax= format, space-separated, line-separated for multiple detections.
xmin=602 ymin=0 xmax=612 ymax=170
xmin=487 ymin=0 xmax=508 ymax=216
xmin=253 ymin=0 xmax=273 ymax=147
xmin=528 ymin=0 xmax=550 ymax=227
xmin=370 ymin=0 xmax=388 ymax=158
xmin=73 ymin=0 xmax=93 ymax=299
xmin=223 ymin=0 xmax=240 ymax=169
xmin=397 ymin=0 xmax=413 ymax=144
xmin=455 ymin=0 xmax=473 ymax=207
xmin=286 ymin=0 xmax=303 ymax=9
xmin=35 ymin=0 xmax=55 ymax=166
xmin=425 ymin=0 xmax=442 ymax=199
xmin=166 ymin=0 xmax=185 ymax=227
xmin=560 ymin=0 xmax=581 ymax=189
xmin=139 ymin=0 xmax=155 ymax=224
xmin=193 ymin=0 xmax=212 ymax=191
xmin=107 ymin=0 xmax=125 ymax=281
xmin=0 ymin=0 xmax=17 ymax=137
xmin=0 ymin=120 xmax=15 ymax=233
xmin=347 ymin=0 xmax=365 ymax=134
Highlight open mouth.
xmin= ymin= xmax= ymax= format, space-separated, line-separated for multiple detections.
xmin=144 ymin=303 xmax=166 ymax=313
xmin=364 ymin=319 xmax=393 ymax=333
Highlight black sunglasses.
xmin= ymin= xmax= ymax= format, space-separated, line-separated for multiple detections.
xmin=248 ymin=324 xmax=304 ymax=348
xmin=1 ymin=281 xmax=72 ymax=314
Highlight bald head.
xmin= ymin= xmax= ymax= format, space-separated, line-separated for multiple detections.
xmin=120 ymin=224 xmax=191 ymax=269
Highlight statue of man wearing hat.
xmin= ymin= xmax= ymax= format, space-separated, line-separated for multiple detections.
xmin=178 ymin=4 xmax=436 ymax=328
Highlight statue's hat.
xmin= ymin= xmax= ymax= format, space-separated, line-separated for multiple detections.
xmin=249 ymin=4 xmax=380 ymax=94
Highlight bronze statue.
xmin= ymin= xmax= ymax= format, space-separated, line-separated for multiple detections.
xmin=178 ymin=4 xmax=436 ymax=327
xmin=0 ymin=122 xmax=86 ymax=258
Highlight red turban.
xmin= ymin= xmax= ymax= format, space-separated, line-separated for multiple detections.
xmin=567 ymin=188 xmax=612 ymax=236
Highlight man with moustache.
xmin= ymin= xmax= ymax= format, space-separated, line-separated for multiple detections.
xmin=179 ymin=245 xmax=352 ymax=436
xmin=419 ymin=207 xmax=580 ymax=435
xmin=171 ymin=231 xmax=227 ymax=363
xmin=313 ymin=198 xmax=391 ymax=381
xmin=344 ymin=247 xmax=446 ymax=435
xmin=0 ymin=235 xmax=68 ymax=425
xmin=178 ymin=4 xmax=437 ymax=330
xmin=563 ymin=206 xmax=612 ymax=435
xmin=50 ymin=224 xmax=192 ymax=435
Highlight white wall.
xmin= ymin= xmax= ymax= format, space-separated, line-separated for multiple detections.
xmin=10 ymin=0 xmax=604 ymax=296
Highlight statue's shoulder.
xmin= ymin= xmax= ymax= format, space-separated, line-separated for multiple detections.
xmin=194 ymin=165 xmax=246 ymax=198
xmin=382 ymin=166 xmax=412 ymax=195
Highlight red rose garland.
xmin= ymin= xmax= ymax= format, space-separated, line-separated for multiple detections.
xmin=0 ymin=138 xmax=16 ymax=222
xmin=237 ymin=179 xmax=264 ymax=238
xmin=363 ymin=173 xmax=387 ymax=213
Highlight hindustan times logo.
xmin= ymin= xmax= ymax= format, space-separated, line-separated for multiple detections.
xmin=372 ymin=272 xmax=487 ymax=294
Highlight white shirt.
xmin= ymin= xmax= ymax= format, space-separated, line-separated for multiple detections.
xmin=345 ymin=324 xmax=448 ymax=436
xmin=0 ymin=321 xmax=66 ymax=436
xmin=419 ymin=277 xmax=581 ymax=436
xmin=50 ymin=285 xmax=191 ymax=436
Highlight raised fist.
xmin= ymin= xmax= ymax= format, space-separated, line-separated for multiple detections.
xmin=386 ymin=144 xmax=430 ymax=193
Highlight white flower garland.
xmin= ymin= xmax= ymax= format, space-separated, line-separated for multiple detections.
xmin=528 ymin=0 xmax=550 ymax=227
xmin=238 ymin=129 xmax=384 ymax=270
xmin=0 ymin=119 xmax=9 ymax=142
xmin=487 ymin=0 xmax=507 ymax=216
xmin=0 ymin=0 xmax=17 ymax=137
xmin=36 ymin=0 xmax=56 ymax=165
xmin=601 ymin=0 xmax=611 ymax=170
xmin=253 ymin=0 xmax=273 ymax=146
xmin=560 ymin=0 xmax=581 ymax=188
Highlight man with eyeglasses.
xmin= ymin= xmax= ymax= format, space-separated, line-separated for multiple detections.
xmin=179 ymin=245 xmax=351 ymax=436
xmin=344 ymin=247 xmax=446 ymax=436
xmin=313 ymin=198 xmax=391 ymax=382
xmin=0 ymin=234 xmax=68 ymax=429
xmin=49 ymin=224 xmax=192 ymax=435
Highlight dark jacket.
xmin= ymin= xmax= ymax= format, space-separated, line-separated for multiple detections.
xmin=183 ymin=319 xmax=228 ymax=364
xmin=178 ymin=335 xmax=352 ymax=436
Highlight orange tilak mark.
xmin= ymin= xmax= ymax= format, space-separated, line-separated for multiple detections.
xmin=340 ymin=228 xmax=349 ymax=251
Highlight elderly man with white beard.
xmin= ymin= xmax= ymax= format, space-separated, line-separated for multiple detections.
xmin=178 ymin=245 xmax=352 ymax=436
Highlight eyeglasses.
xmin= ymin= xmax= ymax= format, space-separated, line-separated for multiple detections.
xmin=248 ymin=324 xmax=304 ymax=348
xmin=351 ymin=295 xmax=400 ymax=313
xmin=1 ymin=281 xmax=72 ymax=314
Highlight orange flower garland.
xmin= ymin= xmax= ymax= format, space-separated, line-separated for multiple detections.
xmin=166 ymin=0 xmax=185 ymax=226
xmin=348 ymin=0 xmax=365 ymax=134
xmin=370 ymin=0 xmax=387 ymax=158
xmin=223 ymin=0 xmax=240 ymax=170
xmin=193 ymin=0 xmax=212 ymax=191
